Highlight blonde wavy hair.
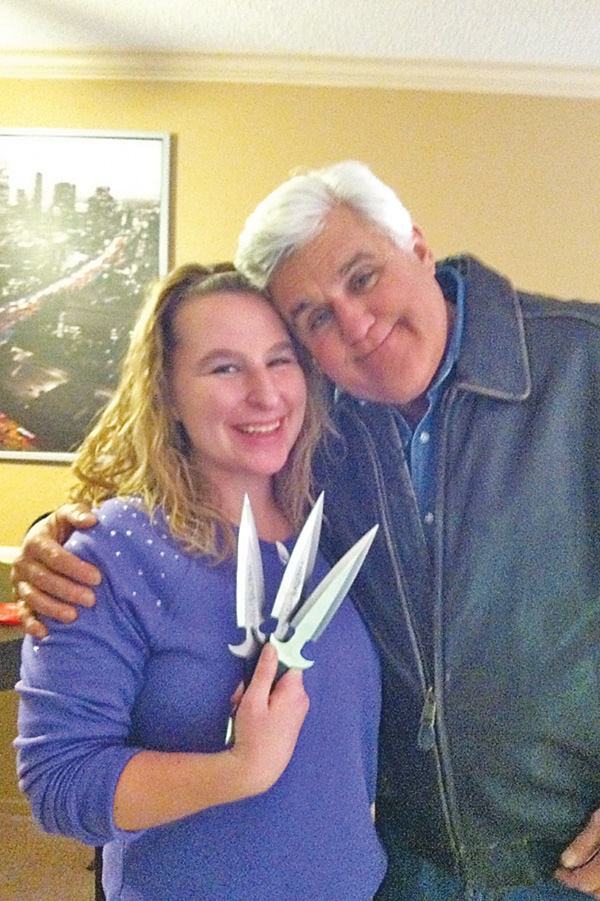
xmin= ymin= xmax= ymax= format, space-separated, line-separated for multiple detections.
xmin=70 ymin=263 xmax=329 ymax=560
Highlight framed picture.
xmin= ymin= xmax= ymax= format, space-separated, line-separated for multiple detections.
xmin=0 ymin=128 xmax=171 ymax=461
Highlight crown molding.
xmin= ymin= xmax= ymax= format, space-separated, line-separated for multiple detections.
xmin=1 ymin=50 xmax=600 ymax=98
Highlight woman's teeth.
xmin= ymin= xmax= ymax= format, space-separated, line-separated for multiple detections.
xmin=239 ymin=420 xmax=280 ymax=434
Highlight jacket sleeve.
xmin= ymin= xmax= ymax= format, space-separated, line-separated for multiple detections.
xmin=15 ymin=525 xmax=151 ymax=847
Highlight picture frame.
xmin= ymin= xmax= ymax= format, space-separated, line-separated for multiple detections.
xmin=0 ymin=128 xmax=171 ymax=461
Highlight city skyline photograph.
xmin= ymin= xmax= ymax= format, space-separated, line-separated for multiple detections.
xmin=1 ymin=129 xmax=166 ymax=207
xmin=0 ymin=129 xmax=171 ymax=460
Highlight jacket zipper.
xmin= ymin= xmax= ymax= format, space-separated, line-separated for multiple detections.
xmin=417 ymin=686 xmax=437 ymax=751
xmin=348 ymin=403 xmax=466 ymax=875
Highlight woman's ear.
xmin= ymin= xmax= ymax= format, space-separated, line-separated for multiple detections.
xmin=174 ymin=420 xmax=192 ymax=454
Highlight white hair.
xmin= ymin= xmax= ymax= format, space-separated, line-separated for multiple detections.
xmin=235 ymin=160 xmax=414 ymax=289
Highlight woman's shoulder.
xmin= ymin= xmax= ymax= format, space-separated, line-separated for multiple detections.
xmin=93 ymin=495 xmax=149 ymax=522
xmin=66 ymin=497 xmax=210 ymax=605
xmin=67 ymin=497 xmax=173 ymax=561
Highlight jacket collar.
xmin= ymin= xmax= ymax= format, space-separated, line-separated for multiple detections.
xmin=438 ymin=255 xmax=531 ymax=401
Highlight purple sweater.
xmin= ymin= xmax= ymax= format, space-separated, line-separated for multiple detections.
xmin=16 ymin=497 xmax=385 ymax=900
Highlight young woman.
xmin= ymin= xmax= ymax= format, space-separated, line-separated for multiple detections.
xmin=15 ymin=264 xmax=385 ymax=900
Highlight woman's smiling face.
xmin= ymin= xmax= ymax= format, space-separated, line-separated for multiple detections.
xmin=169 ymin=290 xmax=307 ymax=500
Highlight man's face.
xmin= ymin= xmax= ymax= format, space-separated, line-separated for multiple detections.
xmin=269 ymin=204 xmax=451 ymax=412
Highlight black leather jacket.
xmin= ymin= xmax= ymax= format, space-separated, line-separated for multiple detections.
xmin=315 ymin=256 xmax=600 ymax=897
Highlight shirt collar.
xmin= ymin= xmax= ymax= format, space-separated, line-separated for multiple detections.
xmin=427 ymin=264 xmax=465 ymax=397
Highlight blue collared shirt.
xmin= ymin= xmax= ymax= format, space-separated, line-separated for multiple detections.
xmin=391 ymin=265 xmax=465 ymax=553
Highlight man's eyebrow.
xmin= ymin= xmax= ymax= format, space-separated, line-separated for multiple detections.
xmin=290 ymin=300 xmax=311 ymax=324
xmin=339 ymin=251 xmax=374 ymax=277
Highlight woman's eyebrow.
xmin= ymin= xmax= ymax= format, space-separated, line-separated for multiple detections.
xmin=198 ymin=339 xmax=295 ymax=366
xmin=269 ymin=339 xmax=296 ymax=353
xmin=195 ymin=348 xmax=239 ymax=367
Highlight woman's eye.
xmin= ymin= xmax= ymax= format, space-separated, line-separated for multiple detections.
xmin=211 ymin=363 xmax=238 ymax=374
xmin=269 ymin=354 xmax=296 ymax=367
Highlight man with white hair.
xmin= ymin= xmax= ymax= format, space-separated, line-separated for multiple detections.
xmin=15 ymin=162 xmax=600 ymax=899
xmin=234 ymin=161 xmax=600 ymax=900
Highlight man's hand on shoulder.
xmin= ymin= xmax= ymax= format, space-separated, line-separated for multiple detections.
xmin=555 ymin=807 xmax=600 ymax=898
xmin=12 ymin=504 xmax=101 ymax=639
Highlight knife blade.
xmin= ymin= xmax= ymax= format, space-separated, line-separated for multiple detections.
xmin=270 ymin=523 xmax=378 ymax=671
xmin=228 ymin=494 xmax=265 ymax=660
xmin=269 ymin=492 xmax=324 ymax=640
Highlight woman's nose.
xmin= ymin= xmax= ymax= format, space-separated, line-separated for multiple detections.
xmin=246 ymin=368 xmax=279 ymax=405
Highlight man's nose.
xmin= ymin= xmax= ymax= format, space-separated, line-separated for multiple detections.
xmin=332 ymin=296 xmax=375 ymax=344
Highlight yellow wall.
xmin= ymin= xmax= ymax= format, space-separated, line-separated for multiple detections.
xmin=1 ymin=78 xmax=599 ymax=544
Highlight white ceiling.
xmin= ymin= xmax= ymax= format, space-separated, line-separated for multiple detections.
xmin=1 ymin=0 xmax=599 ymax=68
xmin=1 ymin=0 xmax=600 ymax=96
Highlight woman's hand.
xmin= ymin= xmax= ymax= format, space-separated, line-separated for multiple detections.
xmin=229 ymin=643 xmax=310 ymax=795
xmin=11 ymin=504 xmax=101 ymax=639
xmin=114 ymin=643 xmax=309 ymax=830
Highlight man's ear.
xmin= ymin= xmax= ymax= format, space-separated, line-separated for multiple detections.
xmin=411 ymin=225 xmax=436 ymax=272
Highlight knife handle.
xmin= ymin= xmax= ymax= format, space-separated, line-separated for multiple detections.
xmin=225 ymin=645 xmax=291 ymax=746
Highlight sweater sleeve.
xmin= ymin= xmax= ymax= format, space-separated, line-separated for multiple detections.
xmin=14 ymin=517 xmax=155 ymax=847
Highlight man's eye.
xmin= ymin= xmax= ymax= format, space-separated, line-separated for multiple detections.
xmin=349 ymin=270 xmax=377 ymax=293
xmin=307 ymin=308 xmax=334 ymax=333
